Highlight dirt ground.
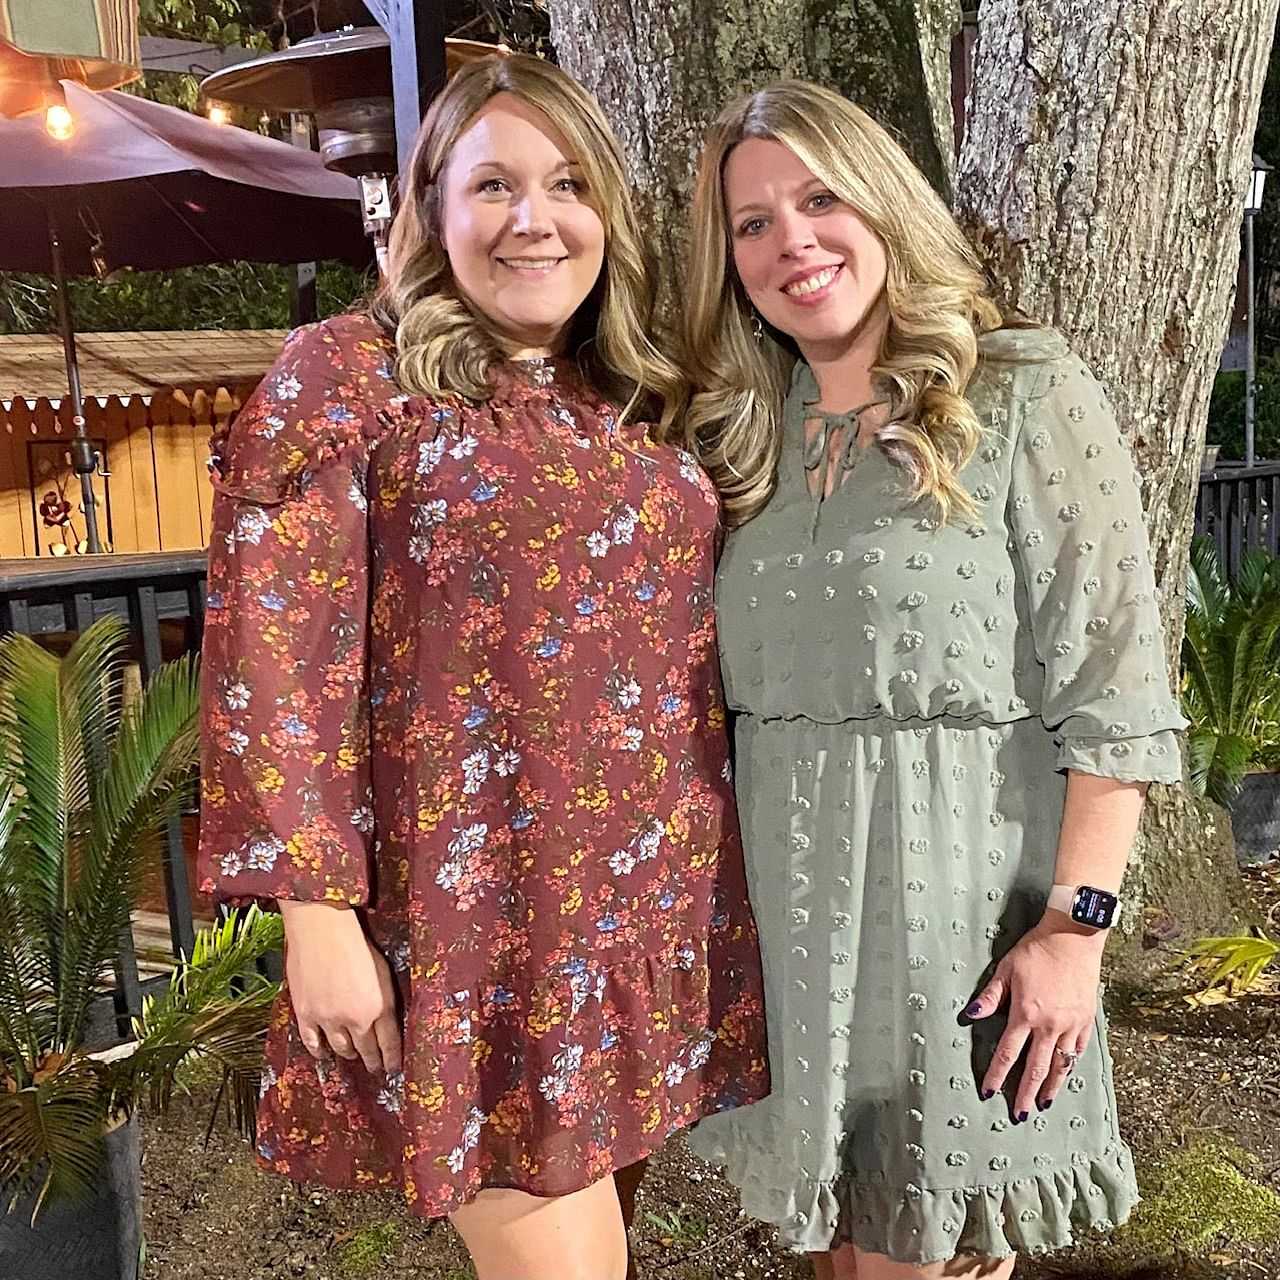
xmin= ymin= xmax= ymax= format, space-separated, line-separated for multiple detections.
xmin=140 ymin=862 xmax=1280 ymax=1280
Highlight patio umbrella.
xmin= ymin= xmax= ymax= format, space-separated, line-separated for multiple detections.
xmin=0 ymin=80 xmax=369 ymax=553
xmin=0 ymin=0 xmax=140 ymax=117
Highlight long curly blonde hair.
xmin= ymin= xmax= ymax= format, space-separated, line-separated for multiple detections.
xmin=371 ymin=54 xmax=681 ymax=424
xmin=682 ymin=80 xmax=1005 ymax=526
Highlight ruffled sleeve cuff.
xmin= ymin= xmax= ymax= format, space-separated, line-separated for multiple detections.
xmin=1055 ymin=729 xmax=1183 ymax=784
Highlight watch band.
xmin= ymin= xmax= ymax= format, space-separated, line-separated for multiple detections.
xmin=1047 ymin=884 xmax=1077 ymax=916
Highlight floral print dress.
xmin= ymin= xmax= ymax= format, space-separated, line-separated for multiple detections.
xmin=197 ymin=312 xmax=769 ymax=1217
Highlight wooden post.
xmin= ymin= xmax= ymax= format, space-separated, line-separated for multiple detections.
xmin=365 ymin=0 xmax=447 ymax=174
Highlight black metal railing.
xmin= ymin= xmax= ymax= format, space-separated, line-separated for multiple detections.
xmin=1194 ymin=461 xmax=1280 ymax=576
xmin=0 ymin=551 xmax=210 ymax=1045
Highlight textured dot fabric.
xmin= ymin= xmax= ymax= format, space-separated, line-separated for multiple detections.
xmin=197 ymin=313 xmax=769 ymax=1219
xmin=687 ymin=327 xmax=1187 ymax=1264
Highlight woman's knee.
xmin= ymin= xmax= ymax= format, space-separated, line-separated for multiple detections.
xmin=450 ymin=1176 xmax=628 ymax=1280
xmin=851 ymin=1248 xmax=1014 ymax=1280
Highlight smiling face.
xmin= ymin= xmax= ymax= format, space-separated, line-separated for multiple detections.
xmin=723 ymin=137 xmax=889 ymax=365
xmin=439 ymin=93 xmax=606 ymax=357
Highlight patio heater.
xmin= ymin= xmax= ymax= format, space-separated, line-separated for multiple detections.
xmin=1245 ymin=152 xmax=1273 ymax=469
xmin=201 ymin=27 xmax=499 ymax=273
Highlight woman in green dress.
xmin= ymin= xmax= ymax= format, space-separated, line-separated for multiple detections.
xmin=679 ymin=80 xmax=1187 ymax=1280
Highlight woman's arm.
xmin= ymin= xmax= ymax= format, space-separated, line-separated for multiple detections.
xmin=968 ymin=771 xmax=1146 ymax=1118
xmin=966 ymin=344 xmax=1187 ymax=1120
xmin=198 ymin=319 xmax=400 ymax=1077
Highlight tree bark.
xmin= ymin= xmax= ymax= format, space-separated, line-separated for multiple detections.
xmin=954 ymin=0 xmax=1276 ymax=947
xmin=547 ymin=0 xmax=959 ymax=313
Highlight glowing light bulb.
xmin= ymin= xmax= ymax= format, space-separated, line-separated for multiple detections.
xmin=207 ymin=103 xmax=231 ymax=127
xmin=45 ymin=103 xmax=74 ymax=141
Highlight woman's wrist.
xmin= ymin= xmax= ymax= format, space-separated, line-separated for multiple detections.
xmin=1035 ymin=907 xmax=1111 ymax=947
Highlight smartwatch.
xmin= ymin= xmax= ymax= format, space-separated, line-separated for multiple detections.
xmin=1047 ymin=883 xmax=1121 ymax=931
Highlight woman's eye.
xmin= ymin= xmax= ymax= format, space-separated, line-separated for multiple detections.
xmin=737 ymin=218 xmax=765 ymax=237
xmin=553 ymin=177 xmax=583 ymax=194
xmin=808 ymin=191 xmax=837 ymax=210
xmin=478 ymin=178 xmax=508 ymax=194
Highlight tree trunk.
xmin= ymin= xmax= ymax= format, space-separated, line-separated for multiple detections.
xmin=547 ymin=0 xmax=959 ymax=314
xmin=549 ymin=0 xmax=1276 ymax=949
xmin=954 ymin=0 xmax=1277 ymax=948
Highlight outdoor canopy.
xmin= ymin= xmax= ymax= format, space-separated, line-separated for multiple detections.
xmin=0 ymin=79 xmax=372 ymax=553
xmin=0 ymin=80 xmax=370 ymax=274
xmin=0 ymin=0 xmax=140 ymax=117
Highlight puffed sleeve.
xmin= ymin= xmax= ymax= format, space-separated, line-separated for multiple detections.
xmin=197 ymin=320 xmax=380 ymax=904
xmin=1006 ymin=349 xmax=1188 ymax=783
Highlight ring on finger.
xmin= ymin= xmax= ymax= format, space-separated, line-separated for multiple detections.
xmin=1055 ymin=1046 xmax=1079 ymax=1072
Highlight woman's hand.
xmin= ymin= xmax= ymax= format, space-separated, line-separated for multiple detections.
xmin=280 ymin=900 xmax=403 ymax=1077
xmin=965 ymin=912 xmax=1106 ymax=1120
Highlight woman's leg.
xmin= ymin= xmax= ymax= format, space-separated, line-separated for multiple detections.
xmin=451 ymin=1172 xmax=629 ymax=1280
xmin=811 ymin=1243 xmax=859 ymax=1278
xmin=852 ymin=1248 xmax=1015 ymax=1280
xmin=613 ymin=1157 xmax=648 ymax=1280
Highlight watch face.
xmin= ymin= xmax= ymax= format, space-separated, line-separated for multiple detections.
xmin=1072 ymin=886 xmax=1118 ymax=929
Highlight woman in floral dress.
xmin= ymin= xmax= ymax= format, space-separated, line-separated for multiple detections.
xmin=679 ymin=81 xmax=1185 ymax=1280
xmin=197 ymin=54 xmax=768 ymax=1280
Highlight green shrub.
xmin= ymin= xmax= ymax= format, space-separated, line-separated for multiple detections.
xmin=1206 ymin=364 xmax=1280 ymax=461
xmin=1181 ymin=537 xmax=1280 ymax=805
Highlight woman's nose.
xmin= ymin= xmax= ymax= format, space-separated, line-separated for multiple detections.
xmin=776 ymin=208 xmax=817 ymax=257
xmin=511 ymin=190 xmax=554 ymax=238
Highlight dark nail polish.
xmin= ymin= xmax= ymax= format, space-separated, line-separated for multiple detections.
xmin=1037 ymin=1098 xmax=1053 ymax=1112
xmin=964 ymin=1001 xmax=982 ymax=1018
xmin=979 ymin=1088 xmax=994 ymax=1101
xmin=1015 ymin=1110 xmax=1029 ymax=1124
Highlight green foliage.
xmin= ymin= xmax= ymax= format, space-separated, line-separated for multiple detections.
xmin=0 ymin=619 xmax=280 ymax=1219
xmin=1122 ymin=1137 xmax=1280 ymax=1253
xmin=643 ymin=1206 xmax=709 ymax=1247
xmin=1205 ymin=365 xmax=1280 ymax=462
xmin=138 ymin=0 xmax=270 ymax=47
xmin=1184 ymin=929 xmax=1279 ymax=1000
xmin=0 ymin=263 xmax=372 ymax=336
xmin=337 ymin=1220 xmax=401 ymax=1275
xmin=1181 ymin=536 xmax=1280 ymax=806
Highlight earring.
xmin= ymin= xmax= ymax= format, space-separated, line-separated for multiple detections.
xmin=751 ymin=311 xmax=764 ymax=342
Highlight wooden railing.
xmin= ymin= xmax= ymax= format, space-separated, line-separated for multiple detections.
xmin=1195 ymin=461 xmax=1280 ymax=576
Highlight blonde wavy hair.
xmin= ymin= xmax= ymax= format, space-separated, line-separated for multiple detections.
xmin=683 ymin=79 xmax=1006 ymax=526
xmin=371 ymin=54 xmax=680 ymax=424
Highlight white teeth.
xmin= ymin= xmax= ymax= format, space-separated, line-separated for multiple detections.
xmin=785 ymin=265 xmax=840 ymax=296
xmin=501 ymin=258 xmax=561 ymax=270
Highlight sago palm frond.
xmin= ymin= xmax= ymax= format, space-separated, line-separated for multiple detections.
xmin=1188 ymin=536 xmax=1231 ymax=626
xmin=1182 ymin=536 xmax=1280 ymax=806
xmin=0 ymin=620 xmax=277 ymax=1221
xmin=1234 ymin=546 xmax=1280 ymax=609
xmin=0 ymin=772 xmax=47 ymax=1072
xmin=53 ymin=648 xmax=201 ymax=1052
xmin=107 ymin=907 xmax=283 ymax=1125
xmin=0 ymin=1056 xmax=110 ymax=1219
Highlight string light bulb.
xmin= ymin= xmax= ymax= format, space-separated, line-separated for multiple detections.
xmin=45 ymin=103 xmax=74 ymax=141
xmin=206 ymin=103 xmax=231 ymax=127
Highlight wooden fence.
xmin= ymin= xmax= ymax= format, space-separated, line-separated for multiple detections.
xmin=1195 ymin=460 xmax=1280 ymax=575
xmin=0 ymin=383 xmax=256 ymax=559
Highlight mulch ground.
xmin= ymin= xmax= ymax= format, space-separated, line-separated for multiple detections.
xmin=140 ymin=862 xmax=1280 ymax=1280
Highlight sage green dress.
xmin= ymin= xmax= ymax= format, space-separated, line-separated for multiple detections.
xmin=688 ymin=329 xmax=1187 ymax=1264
